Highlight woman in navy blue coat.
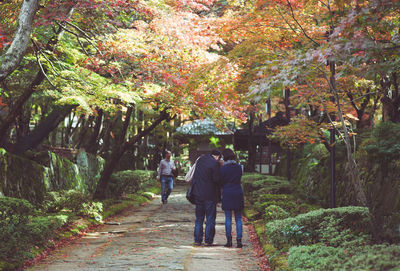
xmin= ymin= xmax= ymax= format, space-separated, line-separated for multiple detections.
xmin=220 ymin=148 xmax=244 ymax=248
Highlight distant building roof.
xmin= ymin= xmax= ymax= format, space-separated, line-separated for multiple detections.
xmin=176 ymin=118 xmax=234 ymax=135
xmin=233 ymin=111 xmax=289 ymax=150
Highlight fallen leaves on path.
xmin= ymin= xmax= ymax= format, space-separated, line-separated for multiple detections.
xmin=22 ymin=222 xmax=103 ymax=270
xmin=243 ymin=217 xmax=271 ymax=271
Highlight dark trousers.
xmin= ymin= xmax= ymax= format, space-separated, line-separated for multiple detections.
xmin=193 ymin=199 xmax=217 ymax=244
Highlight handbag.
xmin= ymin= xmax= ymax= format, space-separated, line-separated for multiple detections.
xmin=185 ymin=157 xmax=200 ymax=204
xmin=186 ymin=184 xmax=195 ymax=204
xmin=184 ymin=157 xmax=199 ymax=182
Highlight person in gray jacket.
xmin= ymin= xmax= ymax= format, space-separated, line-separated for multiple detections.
xmin=157 ymin=150 xmax=176 ymax=204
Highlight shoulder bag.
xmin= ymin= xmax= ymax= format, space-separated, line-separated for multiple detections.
xmin=185 ymin=157 xmax=200 ymax=204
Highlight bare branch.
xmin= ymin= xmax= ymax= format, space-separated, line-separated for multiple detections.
xmin=304 ymin=77 xmax=344 ymax=140
xmin=285 ymin=0 xmax=320 ymax=47
xmin=274 ymin=7 xmax=298 ymax=36
xmin=344 ymin=91 xmax=379 ymax=105
xmin=56 ymin=21 xmax=103 ymax=56
xmin=33 ymin=41 xmax=60 ymax=76
xmin=32 ymin=41 xmax=57 ymax=89
xmin=317 ymin=0 xmax=329 ymax=8
xmin=65 ymin=21 xmax=93 ymax=39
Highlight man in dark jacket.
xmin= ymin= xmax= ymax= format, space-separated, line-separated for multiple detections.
xmin=191 ymin=149 xmax=221 ymax=246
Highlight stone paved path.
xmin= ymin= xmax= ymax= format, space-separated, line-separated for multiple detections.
xmin=27 ymin=184 xmax=262 ymax=271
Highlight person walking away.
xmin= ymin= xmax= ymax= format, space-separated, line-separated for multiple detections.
xmin=191 ymin=149 xmax=221 ymax=246
xmin=220 ymin=148 xmax=244 ymax=248
xmin=157 ymin=150 xmax=176 ymax=204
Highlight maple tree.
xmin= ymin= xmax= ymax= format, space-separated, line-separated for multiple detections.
xmin=195 ymin=0 xmax=400 ymax=242
xmin=0 ymin=0 xmax=399 ymax=258
xmin=0 ymin=0 xmax=253 ymax=199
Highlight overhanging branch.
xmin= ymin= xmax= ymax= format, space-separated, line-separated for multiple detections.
xmin=0 ymin=0 xmax=39 ymax=81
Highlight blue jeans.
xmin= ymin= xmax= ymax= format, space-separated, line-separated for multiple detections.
xmin=224 ymin=209 xmax=242 ymax=239
xmin=161 ymin=176 xmax=174 ymax=201
xmin=194 ymin=199 xmax=217 ymax=244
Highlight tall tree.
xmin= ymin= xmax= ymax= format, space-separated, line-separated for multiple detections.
xmin=0 ymin=0 xmax=39 ymax=81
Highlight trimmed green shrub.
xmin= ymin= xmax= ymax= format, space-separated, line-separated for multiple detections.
xmin=254 ymin=194 xmax=318 ymax=219
xmin=265 ymin=205 xmax=290 ymax=222
xmin=265 ymin=206 xmax=371 ymax=249
xmin=0 ymin=197 xmax=68 ymax=267
xmin=289 ymin=245 xmax=344 ymax=271
xmin=79 ymin=202 xmax=103 ymax=221
xmin=255 ymin=194 xmax=295 ymax=214
xmin=242 ymin=173 xmax=292 ymax=197
xmin=0 ymin=197 xmax=35 ymax=263
xmin=62 ymin=190 xmax=88 ymax=212
xmin=340 ymin=244 xmax=400 ymax=271
xmin=289 ymin=244 xmax=400 ymax=271
xmin=42 ymin=189 xmax=87 ymax=213
xmin=107 ymin=170 xmax=156 ymax=198
xmin=28 ymin=215 xmax=69 ymax=246
xmin=242 ymin=173 xmax=267 ymax=194
xmin=0 ymin=196 xmax=34 ymax=221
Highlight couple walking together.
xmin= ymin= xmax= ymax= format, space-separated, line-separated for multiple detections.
xmin=190 ymin=148 xmax=244 ymax=248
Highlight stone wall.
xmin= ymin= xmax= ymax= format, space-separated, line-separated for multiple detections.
xmin=0 ymin=149 xmax=104 ymax=204
xmin=0 ymin=149 xmax=47 ymax=204
xmin=76 ymin=151 xmax=104 ymax=194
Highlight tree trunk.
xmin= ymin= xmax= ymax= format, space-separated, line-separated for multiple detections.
xmin=247 ymin=110 xmax=256 ymax=172
xmin=86 ymin=109 xmax=103 ymax=154
xmin=100 ymin=111 xmax=122 ymax=157
xmin=346 ymin=89 xmax=371 ymax=128
xmin=70 ymin=114 xmax=84 ymax=139
xmin=16 ymin=107 xmax=31 ymax=141
xmin=328 ymin=60 xmax=384 ymax=242
xmin=63 ymin=111 xmax=76 ymax=146
xmin=0 ymin=71 xmax=45 ymax=145
xmin=0 ymin=8 xmax=74 ymax=145
xmin=367 ymin=93 xmax=380 ymax=127
xmin=329 ymin=61 xmax=367 ymax=205
xmin=94 ymin=110 xmax=169 ymax=200
xmin=381 ymin=73 xmax=400 ymax=123
xmin=12 ymin=104 xmax=76 ymax=154
xmin=118 ymin=106 xmax=133 ymax=144
xmin=75 ymin=115 xmax=94 ymax=149
xmin=0 ymin=0 xmax=39 ymax=81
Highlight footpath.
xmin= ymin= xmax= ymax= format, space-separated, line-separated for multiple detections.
xmin=27 ymin=184 xmax=263 ymax=271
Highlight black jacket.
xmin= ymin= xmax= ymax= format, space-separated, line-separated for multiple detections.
xmin=192 ymin=154 xmax=221 ymax=202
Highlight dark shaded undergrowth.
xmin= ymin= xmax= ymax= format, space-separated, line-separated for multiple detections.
xmin=0 ymin=170 xmax=160 ymax=271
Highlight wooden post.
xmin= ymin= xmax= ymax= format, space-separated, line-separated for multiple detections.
xmin=330 ymin=128 xmax=336 ymax=208
xmin=267 ymin=98 xmax=272 ymax=175
xmin=285 ymin=87 xmax=291 ymax=182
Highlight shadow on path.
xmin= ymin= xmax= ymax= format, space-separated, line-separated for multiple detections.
xmin=27 ymin=184 xmax=262 ymax=271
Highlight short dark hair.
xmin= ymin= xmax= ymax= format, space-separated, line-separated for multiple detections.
xmin=222 ymin=148 xmax=236 ymax=161
xmin=210 ymin=149 xmax=221 ymax=157
xmin=163 ymin=150 xmax=171 ymax=158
